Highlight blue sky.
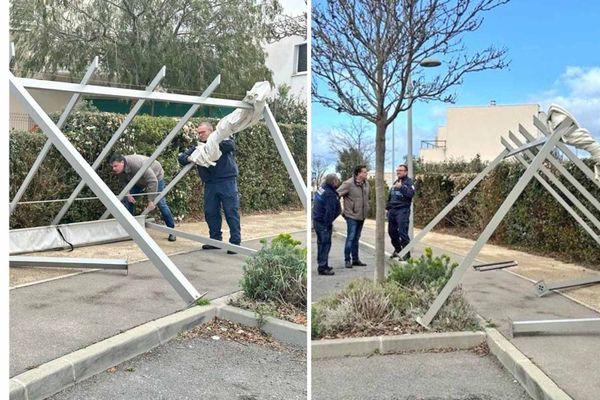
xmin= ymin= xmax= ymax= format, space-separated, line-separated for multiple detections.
xmin=311 ymin=0 xmax=600 ymax=169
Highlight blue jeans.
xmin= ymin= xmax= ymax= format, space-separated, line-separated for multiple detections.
xmin=124 ymin=179 xmax=175 ymax=228
xmin=388 ymin=207 xmax=410 ymax=252
xmin=314 ymin=220 xmax=333 ymax=271
xmin=204 ymin=179 xmax=241 ymax=245
xmin=344 ymin=217 xmax=364 ymax=262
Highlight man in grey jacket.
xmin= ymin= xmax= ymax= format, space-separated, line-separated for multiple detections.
xmin=109 ymin=153 xmax=176 ymax=241
xmin=337 ymin=165 xmax=370 ymax=268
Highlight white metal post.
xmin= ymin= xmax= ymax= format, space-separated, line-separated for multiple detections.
xmin=263 ymin=105 xmax=308 ymax=209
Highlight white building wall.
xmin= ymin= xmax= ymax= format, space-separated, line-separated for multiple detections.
xmin=10 ymin=88 xmax=73 ymax=130
xmin=264 ymin=35 xmax=307 ymax=102
xmin=420 ymin=104 xmax=540 ymax=163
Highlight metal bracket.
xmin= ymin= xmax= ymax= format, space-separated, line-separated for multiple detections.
xmin=535 ymin=275 xmax=600 ymax=297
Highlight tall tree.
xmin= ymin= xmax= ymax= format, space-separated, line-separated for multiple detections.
xmin=330 ymin=119 xmax=375 ymax=169
xmin=313 ymin=0 xmax=509 ymax=282
xmin=311 ymin=155 xmax=330 ymax=188
xmin=10 ymin=0 xmax=282 ymax=96
xmin=336 ymin=147 xmax=369 ymax=181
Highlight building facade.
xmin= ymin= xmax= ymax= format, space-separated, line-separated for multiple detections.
xmin=419 ymin=103 xmax=540 ymax=163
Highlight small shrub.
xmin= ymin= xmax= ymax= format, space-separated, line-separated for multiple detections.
xmin=387 ymin=247 xmax=457 ymax=290
xmin=240 ymin=233 xmax=307 ymax=309
xmin=312 ymin=251 xmax=480 ymax=339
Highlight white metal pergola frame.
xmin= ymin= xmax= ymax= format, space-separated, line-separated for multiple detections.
xmin=396 ymin=112 xmax=600 ymax=331
xmin=9 ymin=57 xmax=307 ymax=304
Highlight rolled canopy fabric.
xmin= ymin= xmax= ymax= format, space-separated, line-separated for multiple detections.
xmin=189 ymin=81 xmax=272 ymax=167
xmin=541 ymin=104 xmax=600 ymax=180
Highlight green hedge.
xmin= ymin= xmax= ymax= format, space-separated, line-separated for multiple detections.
xmin=9 ymin=112 xmax=306 ymax=228
xmin=413 ymin=160 xmax=600 ymax=267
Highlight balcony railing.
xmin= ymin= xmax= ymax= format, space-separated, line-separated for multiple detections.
xmin=10 ymin=112 xmax=36 ymax=131
xmin=421 ymin=139 xmax=446 ymax=150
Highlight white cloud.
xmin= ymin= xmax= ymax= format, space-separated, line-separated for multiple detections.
xmin=534 ymin=66 xmax=600 ymax=138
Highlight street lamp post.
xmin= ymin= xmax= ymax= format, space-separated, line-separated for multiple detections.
xmin=407 ymin=58 xmax=441 ymax=239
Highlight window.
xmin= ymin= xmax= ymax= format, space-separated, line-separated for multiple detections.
xmin=295 ymin=43 xmax=307 ymax=74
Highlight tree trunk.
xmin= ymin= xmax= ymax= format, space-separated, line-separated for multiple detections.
xmin=374 ymin=118 xmax=387 ymax=282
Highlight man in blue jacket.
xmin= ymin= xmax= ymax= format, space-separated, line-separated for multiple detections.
xmin=312 ymin=173 xmax=342 ymax=275
xmin=386 ymin=164 xmax=415 ymax=261
xmin=178 ymin=121 xmax=240 ymax=253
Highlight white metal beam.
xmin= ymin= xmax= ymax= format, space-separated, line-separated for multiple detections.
xmin=52 ymin=66 xmax=167 ymax=225
xmin=16 ymin=77 xmax=252 ymax=109
xmin=512 ymin=317 xmax=600 ymax=336
xmin=9 ymin=71 xmax=202 ymax=304
xmin=9 ymin=256 xmax=128 ymax=270
xmin=10 ymin=57 xmax=99 ymax=214
xmin=100 ymin=75 xmax=221 ymax=220
xmin=417 ymin=119 xmax=574 ymax=327
xmin=145 ymin=222 xmax=257 ymax=257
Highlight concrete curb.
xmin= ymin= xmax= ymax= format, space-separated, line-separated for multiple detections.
xmin=217 ymin=305 xmax=307 ymax=349
xmin=9 ymin=304 xmax=217 ymax=400
xmin=485 ymin=328 xmax=573 ymax=400
xmin=9 ymin=302 xmax=306 ymax=400
xmin=312 ymin=331 xmax=485 ymax=359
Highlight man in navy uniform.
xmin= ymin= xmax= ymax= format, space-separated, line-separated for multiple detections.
xmin=312 ymin=173 xmax=342 ymax=275
xmin=178 ymin=122 xmax=240 ymax=254
xmin=386 ymin=164 xmax=415 ymax=261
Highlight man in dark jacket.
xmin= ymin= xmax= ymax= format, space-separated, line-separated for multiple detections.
xmin=178 ymin=122 xmax=240 ymax=253
xmin=386 ymin=164 xmax=415 ymax=260
xmin=312 ymin=173 xmax=342 ymax=275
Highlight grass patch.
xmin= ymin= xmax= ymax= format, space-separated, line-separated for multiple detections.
xmin=195 ymin=298 xmax=211 ymax=306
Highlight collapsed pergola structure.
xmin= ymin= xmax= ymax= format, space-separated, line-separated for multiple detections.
xmin=398 ymin=105 xmax=600 ymax=335
xmin=9 ymin=53 xmax=307 ymax=304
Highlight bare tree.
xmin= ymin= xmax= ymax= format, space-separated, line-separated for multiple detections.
xmin=268 ymin=0 xmax=307 ymax=41
xmin=330 ymin=119 xmax=375 ymax=169
xmin=312 ymin=156 xmax=330 ymax=189
xmin=313 ymin=0 xmax=509 ymax=282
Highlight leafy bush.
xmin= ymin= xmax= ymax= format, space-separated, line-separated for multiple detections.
xmin=9 ymin=111 xmax=306 ymax=228
xmin=367 ymin=176 xmax=388 ymax=219
xmin=240 ymin=233 xmax=307 ymax=309
xmin=387 ymin=247 xmax=457 ymax=290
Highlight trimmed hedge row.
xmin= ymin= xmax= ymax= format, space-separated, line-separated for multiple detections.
xmin=413 ymin=160 xmax=600 ymax=267
xmin=9 ymin=112 xmax=306 ymax=228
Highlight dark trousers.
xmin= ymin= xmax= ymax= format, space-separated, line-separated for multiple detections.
xmin=388 ymin=207 xmax=410 ymax=252
xmin=204 ymin=179 xmax=241 ymax=245
xmin=124 ymin=179 xmax=175 ymax=228
xmin=344 ymin=217 xmax=364 ymax=262
xmin=314 ymin=220 xmax=333 ymax=271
